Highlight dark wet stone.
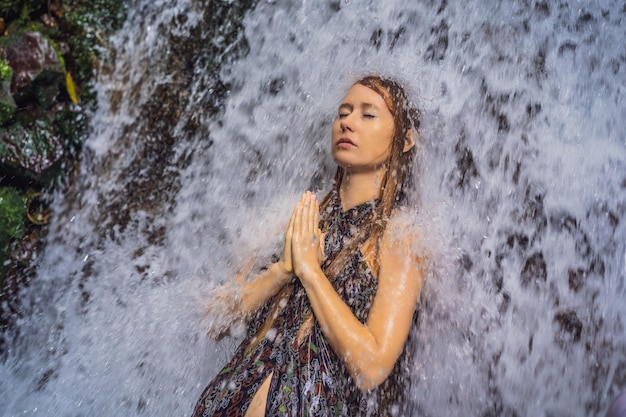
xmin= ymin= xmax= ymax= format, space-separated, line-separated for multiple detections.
xmin=486 ymin=142 xmax=502 ymax=170
xmin=370 ymin=28 xmax=383 ymax=50
xmin=0 ymin=31 xmax=64 ymax=96
xmin=459 ymin=253 xmax=473 ymax=271
xmin=534 ymin=1 xmax=550 ymax=18
xmin=554 ymin=309 xmax=583 ymax=345
xmin=568 ymin=268 xmax=586 ymax=292
xmin=558 ymin=40 xmax=577 ymax=56
xmin=512 ymin=160 xmax=521 ymax=184
xmin=498 ymin=291 xmax=510 ymax=314
xmin=389 ymin=26 xmax=407 ymax=50
xmin=575 ymin=10 xmax=595 ymax=31
xmin=0 ymin=112 xmax=64 ymax=183
xmin=327 ymin=0 xmax=340 ymax=12
xmin=520 ymin=251 xmax=547 ymax=288
xmin=450 ymin=131 xmax=480 ymax=189
xmin=424 ymin=20 xmax=449 ymax=61
xmin=436 ymin=0 xmax=447 ymax=15
xmin=522 ymin=185 xmax=546 ymax=230
xmin=0 ymin=82 xmax=16 ymax=125
xmin=506 ymin=233 xmax=529 ymax=250
xmin=532 ymin=48 xmax=547 ymax=80
xmin=480 ymin=80 xmax=516 ymax=134
xmin=490 ymin=268 xmax=503 ymax=291
xmin=525 ymin=102 xmax=542 ymax=119
xmin=263 ymin=77 xmax=286 ymax=96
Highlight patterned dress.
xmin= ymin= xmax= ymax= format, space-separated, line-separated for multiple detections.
xmin=192 ymin=194 xmax=406 ymax=417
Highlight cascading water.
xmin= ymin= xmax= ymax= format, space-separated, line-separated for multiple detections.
xmin=1 ymin=0 xmax=624 ymax=416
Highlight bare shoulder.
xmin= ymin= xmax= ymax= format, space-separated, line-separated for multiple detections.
xmin=378 ymin=209 xmax=426 ymax=288
xmin=366 ymin=209 xmax=425 ymax=337
xmin=381 ymin=209 xmax=422 ymax=255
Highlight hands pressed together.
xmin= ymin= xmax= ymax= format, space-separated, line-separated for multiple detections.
xmin=278 ymin=191 xmax=325 ymax=283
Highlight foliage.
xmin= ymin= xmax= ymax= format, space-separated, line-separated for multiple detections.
xmin=0 ymin=186 xmax=26 ymax=243
xmin=0 ymin=58 xmax=12 ymax=82
xmin=61 ymin=0 xmax=128 ymax=103
xmin=54 ymin=104 xmax=86 ymax=151
xmin=0 ymin=0 xmax=128 ymax=286
xmin=0 ymin=1 xmax=45 ymax=23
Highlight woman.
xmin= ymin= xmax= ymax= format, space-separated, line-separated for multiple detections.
xmin=192 ymin=75 xmax=425 ymax=416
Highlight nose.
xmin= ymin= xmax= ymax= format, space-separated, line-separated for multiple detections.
xmin=339 ymin=116 xmax=353 ymax=132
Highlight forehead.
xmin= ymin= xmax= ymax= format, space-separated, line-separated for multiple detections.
xmin=340 ymin=83 xmax=389 ymax=109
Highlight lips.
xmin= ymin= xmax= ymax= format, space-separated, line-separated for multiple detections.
xmin=336 ymin=138 xmax=355 ymax=147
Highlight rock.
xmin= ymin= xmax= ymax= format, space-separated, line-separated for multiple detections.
xmin=0 ymin=111 xmax=65 ymax=183
xmin=0 ymin=83 xmax=16 ymax=125
xmin=0 ymin=31 xmax=65 ymax=109
xmin=0 ymin=59 xmax=16 ymax=125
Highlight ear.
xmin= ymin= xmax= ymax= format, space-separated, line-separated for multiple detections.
xmin=403 ymin=128 xmax=416 ymax=153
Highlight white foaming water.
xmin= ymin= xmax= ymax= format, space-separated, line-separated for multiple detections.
xmin=1 ymin=1 xmax=625 ymax=416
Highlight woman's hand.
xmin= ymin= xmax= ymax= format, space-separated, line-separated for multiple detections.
xmin=291 ymin=191 xmax=324 ymax=280
xmin=277 ymin=194 xmax=299 ymax=276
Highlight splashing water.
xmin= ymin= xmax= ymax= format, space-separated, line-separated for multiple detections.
xmin=1 ymin=0 xmax=624 ymax=416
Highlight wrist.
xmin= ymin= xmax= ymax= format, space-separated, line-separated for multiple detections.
xmin=272 ymin=262 xmax=294 ymax=284
xmin=296 ymin=265 xmax=324 ymax=288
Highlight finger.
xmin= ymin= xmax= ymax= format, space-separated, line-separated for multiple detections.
xmin=288 ymin=193 xmax=306 ymax=234
xmin=313 ymin=198 xmax=320 ymax=232
xmin=286 ymin=201 xmax=297 ymax=239
xmin=306 ymin=194 xmax=316 ymax=236
xmin=294 ymin=201 xmax=303 ymax=241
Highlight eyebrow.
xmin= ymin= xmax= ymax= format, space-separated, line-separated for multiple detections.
xmin=338 ymin=102 xmax=378 ymax=112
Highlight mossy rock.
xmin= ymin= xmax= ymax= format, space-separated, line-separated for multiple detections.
xmin=0 ymin=111 xmax=65 ymax=184
xmin=0 ymin=83 xmax=16 ymax=126
xmin=0 ymin=59 xmax=16 ymax=125
xmin=0 ymin=31 xmax=66 ymax=109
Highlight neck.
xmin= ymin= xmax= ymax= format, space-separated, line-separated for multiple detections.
xmin=338 ymin=167 xmax=386 ymax=211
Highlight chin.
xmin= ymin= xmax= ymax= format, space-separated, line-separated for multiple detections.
xmin=331 ymin=154 xmax=352 ymax=169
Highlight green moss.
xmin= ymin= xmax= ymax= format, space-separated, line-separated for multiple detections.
xmin=0 ymin=58 xmax=12 ymax=83
xmin=54 ymin=105 xmax=86 ymax=151
xmin=0 ymin=186 xmax=27 ymax=241
xmin=0 ymin=186 xmax=28 ymax=280
xmin=0 ymin=59 xmax=16 ymax=125
xmin=61 ymin=0 xmax=128 ymax=103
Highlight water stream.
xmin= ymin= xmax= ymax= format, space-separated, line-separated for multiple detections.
xmin=1 ymin=0 xmax=625 ymax=416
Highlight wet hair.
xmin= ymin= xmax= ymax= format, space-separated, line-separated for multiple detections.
xmin=319 ymin=74 xmax=421 ymax=277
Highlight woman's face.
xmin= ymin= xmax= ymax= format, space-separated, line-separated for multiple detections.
xmin=331 ymin=83 xmax=396 ymax=173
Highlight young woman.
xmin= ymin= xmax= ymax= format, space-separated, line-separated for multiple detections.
xmin=192 ymin=75 xmax=425 ymax=417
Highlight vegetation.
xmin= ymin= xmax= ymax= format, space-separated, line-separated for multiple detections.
xmin=0 ymin=0 xmax=126 ymax=288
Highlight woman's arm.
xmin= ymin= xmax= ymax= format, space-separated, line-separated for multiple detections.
xmin=237 ymin=262 xmax=293 ymax=315
xmin=291 ymin=194 xmax=425 ymax=391
xmin=206 ymin=262 xmax=292 ymax=339
xmin=206 ymin=193 xmax=307 ymax=338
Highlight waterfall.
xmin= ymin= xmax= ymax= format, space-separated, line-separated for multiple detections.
xmin=1 ymin=0 xmax=624 ymax=416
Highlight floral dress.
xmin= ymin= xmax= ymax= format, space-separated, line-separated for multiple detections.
xmin=192 ymin=194 xmax=405 ymax=417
